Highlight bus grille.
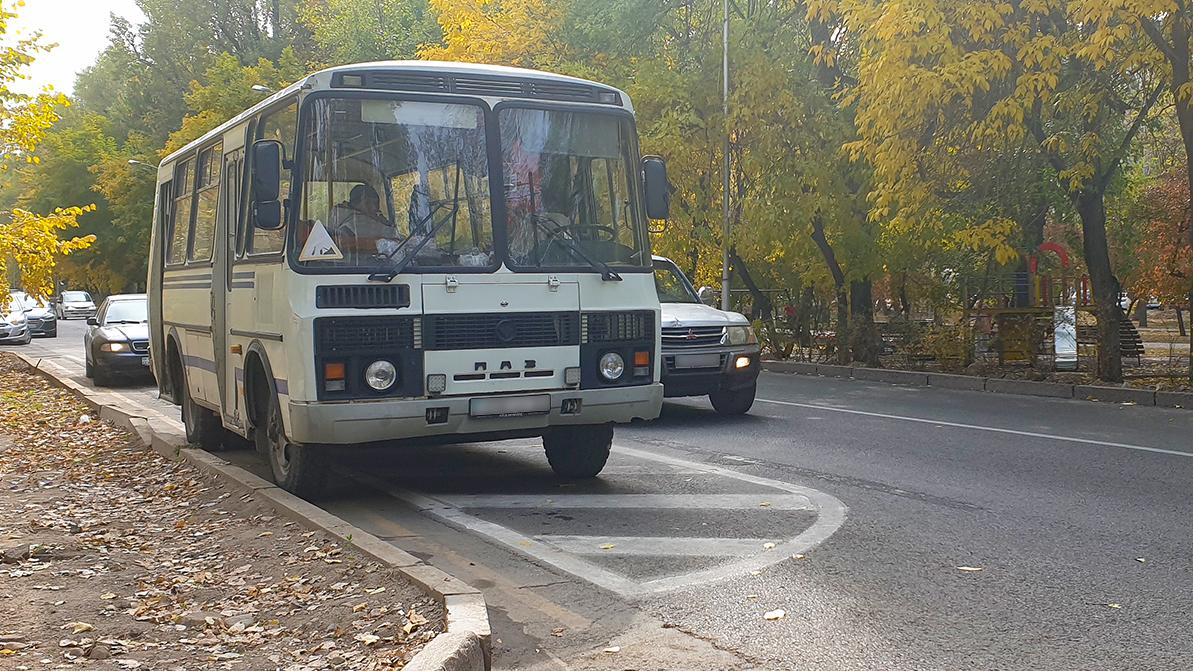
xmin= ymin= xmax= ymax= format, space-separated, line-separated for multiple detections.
xmin=317 ymin=317 xmax=419 ymax=352
xmin=582 ymin=311 xmax=655 ymax=343
xmin=422 ymin=313 xmax=579 ymax=351
xmin=661 ymin=326 xmax=725 ymax=349
xmin=316 ymin=284 xmax=410 ymax=309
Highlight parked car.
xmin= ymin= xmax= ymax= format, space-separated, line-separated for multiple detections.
xmin=10 ymin=291 xmax=56 ymax=337
xmin=0 ymin=294 xmax=32 ymax=345
xmin=56 ymin=290 xmax=97 ymax=320
xmin=84 ymin=294 xmax=150 ymax=386
xmin=653 ymin=256 xmax=760 ymax=415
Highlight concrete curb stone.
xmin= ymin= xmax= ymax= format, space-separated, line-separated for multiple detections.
xmin=851 ymin=368 xmax=929 ymax=386
xmin=1074 ymin=385 xmax=1157 ymax=406
xmin=815 ymin=364 xmax=853 ymax=378
xmin=10 ymin=352 xmax=491 ymax=671
xmin=974 ymin=378 xmax=1076 ymax=399
xmin=926 ymin=373 xmax=986 ymax=391
xmin=1157 ymin=391 xmax=1193 ymax=409
xmin=763 ymin=361 xmax=818 ymax=375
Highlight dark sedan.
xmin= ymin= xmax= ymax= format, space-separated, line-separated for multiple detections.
xmin=85 ymin=294 xmax=151 ymax=386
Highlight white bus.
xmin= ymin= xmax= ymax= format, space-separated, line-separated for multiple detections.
xmin=147 ymin=61 xmax=670 ymax=496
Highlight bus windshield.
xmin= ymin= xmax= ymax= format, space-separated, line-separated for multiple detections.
xmin=295 ymin=97 xmax=493 ymax=271
xmin=501 ymin=107 xmax=647 ymax=270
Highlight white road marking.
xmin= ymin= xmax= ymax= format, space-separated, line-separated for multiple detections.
xmin=757 ymin=397 xmax=1193 ymax=459
xmin=538 ymin=535 xmax=777 ymax=557
xmin=440 ymin=493 xmax=813 ymax=510
xmin=345 ymin=446 xmax=847 ymax=598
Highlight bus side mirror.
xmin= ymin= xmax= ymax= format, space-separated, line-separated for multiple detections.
xmin=252 ymin=139 xmax=284 ymax=231
xmin=642 ymin=155 xmax=670 ymax=221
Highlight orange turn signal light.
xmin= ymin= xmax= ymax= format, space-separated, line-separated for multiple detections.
xmin=324 ymin=362 xmax=346 ymax=380
xmin=633 ymin=351 xmax=650 ymax=366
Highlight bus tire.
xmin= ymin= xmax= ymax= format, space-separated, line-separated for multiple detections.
xmin=257 ymin=389 xmax=327 ymax=498
xmin=709 ymin=383 xmax=756 ymax=416
xmin=181 ymin=380 xmax=222 ymax=451
xmin=543 ymin=424 xmax=613 ymax=479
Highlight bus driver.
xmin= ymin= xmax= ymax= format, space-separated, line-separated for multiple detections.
xmin=332 ymin=184 xmax=395 ymax=259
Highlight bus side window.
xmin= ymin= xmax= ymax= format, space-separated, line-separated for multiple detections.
xmin=157 ymin=181 xmax=172 ymax=264
xmin=189 ymin=142 xmax=222 ymax=262
xmin=168 ymin=158 xmax=194 ymax=266
xmin=249 ymin=100 xmax=297 ymax=255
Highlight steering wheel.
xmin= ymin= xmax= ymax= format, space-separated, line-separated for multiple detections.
xmin=543 ymin=222 xmax=618 ymax=242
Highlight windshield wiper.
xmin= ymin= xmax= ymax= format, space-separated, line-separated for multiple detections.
xmin=525 ymin=215 xmax=622 ymax=281
xmin=367 ymin=203 xmax=461 ymax=282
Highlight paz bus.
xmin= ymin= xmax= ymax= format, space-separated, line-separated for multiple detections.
xmin=147 ymin=61 xmax=670 ymax=496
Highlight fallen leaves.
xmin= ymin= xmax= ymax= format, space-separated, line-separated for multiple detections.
xmin=956 ymin=566 xmax=983 ymax=572
xmin=602 ymin=646 xmax=621 ymax=654
xmin=763 ymin=609 xmax=786 ymax=621
xmin=599 ymin=543 xmax=616 ymax=550
xmin=65 ymin=622 xmax=94 ymax=634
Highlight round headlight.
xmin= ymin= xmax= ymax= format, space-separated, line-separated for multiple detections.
xmin=598 ymin=352 xmax=625 ymax=381
xmin=364 ymin=360 xmax=398 ymax=391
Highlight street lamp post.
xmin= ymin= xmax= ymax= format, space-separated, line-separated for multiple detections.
xmin=720 ymin=0 xmax=732 ymax=311
xmin=127 ymin=159 xmax=158 ymax=170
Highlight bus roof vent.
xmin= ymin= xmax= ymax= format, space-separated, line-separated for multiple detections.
xmin=356 ymin=71 xmax=450 ymax=93
xmin=452 ymin=76 xmax=526 ymax=97
xmin=527 ymin=80 xmax=611 ymax=103
xmin=316 ymin=284 xmax=411 ymax=310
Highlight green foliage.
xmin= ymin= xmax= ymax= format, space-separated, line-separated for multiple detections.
xmin=300 ymin=0 xmax=441 ymax=63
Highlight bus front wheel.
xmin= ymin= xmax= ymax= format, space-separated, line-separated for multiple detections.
xmin=543 ymin=425 xmax=613 ymax=479
xmin=256 ymin=389 xmax=327 ymax=498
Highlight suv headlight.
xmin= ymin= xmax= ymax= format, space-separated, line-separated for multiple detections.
xmin=9 ymin=316 xmax=26 ymax=326
xmin=725 ymin=325 xmax=757 ymax=346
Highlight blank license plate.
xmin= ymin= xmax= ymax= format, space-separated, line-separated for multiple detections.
xmin=141 ymin=357 xmax=150 ymax=366
xmin=470 ymin=394 xmax=550 ymax=418
xmin=674 ymin=353 xmax=722 ymax=369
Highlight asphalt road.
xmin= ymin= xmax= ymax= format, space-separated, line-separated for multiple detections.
xmin=9 ymin=319 xmax=1193 ymax=670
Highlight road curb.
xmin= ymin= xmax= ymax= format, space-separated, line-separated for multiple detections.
xmin=13 ymin=352 xmax=491 ymax=671
xmin=762 ymin=359 xmax=1191 ymax=410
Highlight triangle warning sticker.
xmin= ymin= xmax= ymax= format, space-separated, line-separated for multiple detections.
xmin=298 ymin=220 xmax=343 ymax=261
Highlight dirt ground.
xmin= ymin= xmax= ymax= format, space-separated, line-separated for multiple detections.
xmin=0 ymin=354 xmax=443 ymax=670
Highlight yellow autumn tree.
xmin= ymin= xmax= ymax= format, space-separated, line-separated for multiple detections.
xmin=421 ymin=0 xmax=568 ymax=67
xmin=0 ymin=0 xmax=94 ymax=298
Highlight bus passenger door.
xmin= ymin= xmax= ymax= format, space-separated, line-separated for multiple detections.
xmin=214 ymin=150 xmax=243 ymax=428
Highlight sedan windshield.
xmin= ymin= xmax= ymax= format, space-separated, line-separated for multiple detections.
xmin=500 ymin=107 xmax=647 ymax=270
xmin=295 ymin=97 xmax=493 ymax=271
xmin=104 ymin=300 xmax=148 ymax=324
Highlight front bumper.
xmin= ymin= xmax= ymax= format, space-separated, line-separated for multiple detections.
xmin=661 ymin=346 xmax=761 ymax=398
xmin=0 ymin=325 xmax=29 ymax=343
xmin=62 ymin=307 xmax=95 ymax=318
xmin=287 ymin=382 xmax=664 ymax=445
xmin=95 ymin=350 xmax=152 ymax=375
xmin=27 ymin=318 xmax=56 ymax=336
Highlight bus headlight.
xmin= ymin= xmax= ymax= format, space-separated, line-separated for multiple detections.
xmin=364 ymin=360 xmax=398 ymax=391
xmin=598 ymin=352 xmax=625 ymax=381
xmin=725 ymin=325 xmax=758 ymax=346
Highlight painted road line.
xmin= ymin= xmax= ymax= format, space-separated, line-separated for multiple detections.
xmin=756 ymin=397 xmax=1193 ymax=459
xmin=344 ymin=447 xmax=847 ymax=598
xmin=538 ymin=535 xmax=778 ymax=557
xmin=441 ymin=493 xmax=813 ymax=511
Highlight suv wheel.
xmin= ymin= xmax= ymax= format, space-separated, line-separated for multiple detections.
xmin=709 ymin=383 xmax=756 ymax=416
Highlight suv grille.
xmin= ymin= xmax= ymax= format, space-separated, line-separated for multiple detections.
xmin=662 ymin=325 xmax=725 ymax=349
xmin=317 ymin=316 xmax=419 ymax=353
xmin=583 ymin=311 xmax=654 ymax=343
xmin=316 ymin=284 xmax=410 ymax=309
xmin=423 ymin=313 xmax=579 ymax=350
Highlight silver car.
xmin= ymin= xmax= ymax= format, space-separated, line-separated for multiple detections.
xmin=56 ymin=290 xmax=97 ymax=320
xmin=0 ymin=294 xmax=32 ymax=345
xmin=653 ymin=256 xmax=760 ymax=415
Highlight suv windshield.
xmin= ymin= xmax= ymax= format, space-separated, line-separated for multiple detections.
xmin=500 ymin=107 xmax=647 ymax=270
xmin=294 ymin=97 xmax=493 ymax=271
xmin=63 ymin=291 xmax=92 ymax=302
xmin=653 ymin=261 xmax=699 ymax=304
xmin=104 ymin=300 xmax=148 ymax=324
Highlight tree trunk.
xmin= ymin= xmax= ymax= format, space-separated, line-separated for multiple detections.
xmin=850 ymin=278 xmax=880 ymax=366
xmin=1177 ymin=306 xmax=1187 ymax=337
xmin=1134 ymin=299 xmax=1148 ymax=328
xmin=898 ymin=273 xmax=911 ymax=319
xmin=1188 ymin=287 xmax=1193 ymax=383
xmin=1074 ymin=190 xmax=1123 ymax=382
xmin=810 ymin=214 xmax=849 ymax=365
xmin=730 ymin=249 xmax=772 ymax=321
xmin=798 ymin=285 xmax=814 ymax=347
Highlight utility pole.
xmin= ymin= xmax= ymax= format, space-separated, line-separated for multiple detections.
xmin=720 ymin=0 xmax=731 ymax=311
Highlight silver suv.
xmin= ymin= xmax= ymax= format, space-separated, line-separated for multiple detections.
xmin=653 ymin=256 xmax=759 ymax=415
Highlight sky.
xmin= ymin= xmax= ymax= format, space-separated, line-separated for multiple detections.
xmin=7 ymin=0 xmax=146 ymax=95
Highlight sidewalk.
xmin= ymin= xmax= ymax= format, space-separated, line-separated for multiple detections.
xmin=0 ymin=354 xmax=444 ymax=670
